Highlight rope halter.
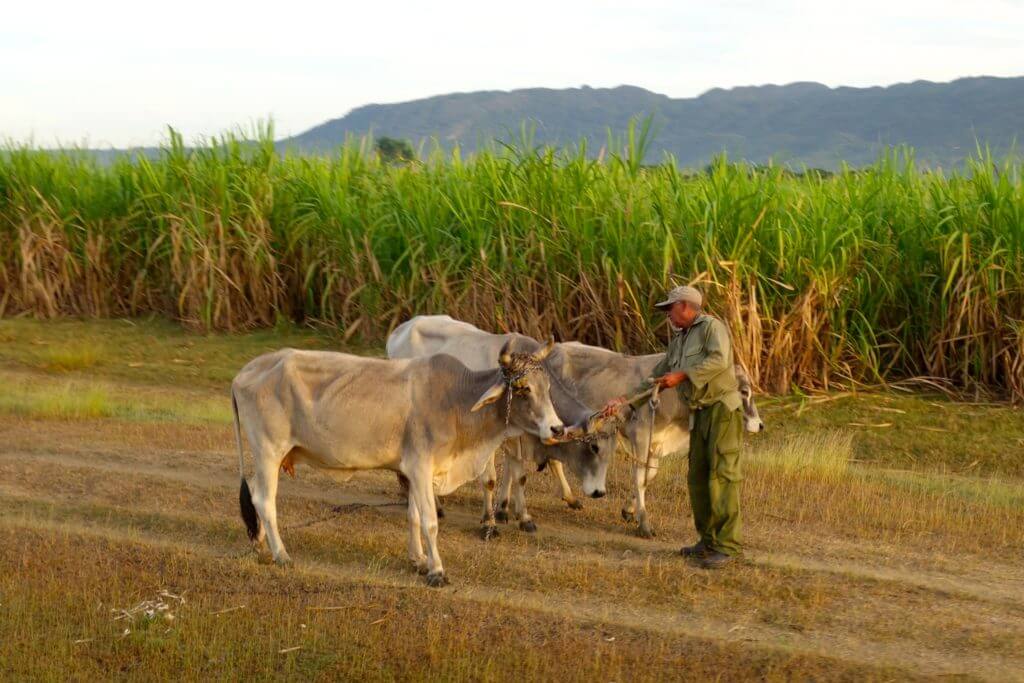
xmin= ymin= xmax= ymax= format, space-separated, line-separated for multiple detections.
xmin=499 ymin=352 xmax=544 ymax=427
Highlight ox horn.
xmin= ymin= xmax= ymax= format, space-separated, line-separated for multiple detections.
xmin=471 ymin=380 xmax=507 ymax=412
xmin=532 ymin=337 xmax=556 ymax=362
xmin=498 ymin=339 xmax=513 ymax=367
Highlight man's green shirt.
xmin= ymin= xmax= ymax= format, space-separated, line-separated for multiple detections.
xmin=632 ymin=314 xmax=741 ymax=412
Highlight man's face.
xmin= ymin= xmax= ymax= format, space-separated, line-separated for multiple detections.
xmin=667 ymin=301 xmax=698 ymax=329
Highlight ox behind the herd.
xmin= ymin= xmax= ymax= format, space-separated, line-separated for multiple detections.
xmin=232 ymin=315 xmax=763 ymax=586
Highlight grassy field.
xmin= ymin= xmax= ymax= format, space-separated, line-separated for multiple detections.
xmin=2 ymin=132 xmax=1023 ymax=400
xmin=1 ymin=318 xmax=1023 ymax=681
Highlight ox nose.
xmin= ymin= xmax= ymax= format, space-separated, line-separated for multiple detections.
xmin=758 ymin=422 xmax=765 ymax=432
xmin=590 ymin=490 xmax=606 ymax=499
xmin=550 ymin=424 xmax=565 ymax=437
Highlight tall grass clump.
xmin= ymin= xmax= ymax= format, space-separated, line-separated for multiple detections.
xmin=34 ymin=343 xmax=104 ymax=372
xmin=749 ymin=431 xmax=853 ymax=484
xmin=0 ymin=384 xmax=114 ymax=420
xmin=1 ymin=124 xmax=1022 ymax=399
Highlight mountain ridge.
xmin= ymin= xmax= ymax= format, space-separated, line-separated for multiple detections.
xmin=281 ymin=75 xmax=1024 ymax=169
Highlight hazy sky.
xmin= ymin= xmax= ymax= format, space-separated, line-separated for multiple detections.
xmin=4 ymin=0 xmax=1023 ymax=147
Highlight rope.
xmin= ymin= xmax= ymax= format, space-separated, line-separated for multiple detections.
xmin=584 ymin=382 xmax=658 ymax=432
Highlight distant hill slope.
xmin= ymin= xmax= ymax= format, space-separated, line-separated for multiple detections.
xmin=281 ymin=76 xmax=1024 ymax=169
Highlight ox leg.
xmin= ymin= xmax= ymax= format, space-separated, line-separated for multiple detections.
xmin=399 ymin=471 xmax=445 ymax=519
xmin=252 ymin=449 xmax=292 ymax=566
xmin=630 ymin=462 xmax=652 ymax=537
xmin=406 ymin=491 xmax=428 ymax=575
xmin=507 ymin=454 xmax=537 ymax=533
xmin=618 ymin=438 xmax=634 ymax=524
xmin=495 ymin=443 xmax=514 ymax=524
xmin=549 ymin=460 xmax=582 ymax=510
xmin=621 ymin=426 xmax=659 ymax=537
xmin=408 ymin=469 xmax=447 ymax=587
xmin=479 ymin=452 xmax=499 ymax=540
xmin=618 ymin=464 xmax=634 ymax=524
xmin=621 ymin=460 xmax=638 ymax=523
xmin=635 ymin=452 xmax=660 ymax=538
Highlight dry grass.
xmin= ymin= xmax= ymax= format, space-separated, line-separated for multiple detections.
xmin=34 ymin=342 xmax=104 ymax=372
xmin=1 ymin=319 xmax=1023 ymax=680
xmin=749 ymin=429 xmax=853 ymax=482
xmin=0 ymin=371 xmax=232 ymax=423
xmin=0 ymin=383 xmax=114 ymax=419
xmin=2 ymin=527 xmax=910 ymax=682
xmin=0 ymin=317 xmax=344 ymax=388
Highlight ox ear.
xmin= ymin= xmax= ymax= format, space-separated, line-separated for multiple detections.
xmin=533 ymin=337 xmax=555 ymax=362
xmin=498 ymin=339 xmax=513 ymax=368
xmin=471 ymin=380 xmax=506 ymax=413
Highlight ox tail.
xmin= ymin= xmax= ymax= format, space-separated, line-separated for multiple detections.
xmin=233 ymin=389 xmax=260 ymax=541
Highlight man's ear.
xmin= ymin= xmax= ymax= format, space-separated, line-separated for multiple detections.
xmin=471 ymin=380 xmax=506 ymax=412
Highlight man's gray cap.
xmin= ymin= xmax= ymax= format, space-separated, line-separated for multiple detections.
xmin=654 ymin=285 xmax=703 ymax=310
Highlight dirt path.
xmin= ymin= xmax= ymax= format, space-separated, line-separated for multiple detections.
xmin=10 ymin=448 xmax=1024 ymax=607
xmin=2 ymin=509 xmax=1021 ymax=681
xmin=3 ymin=445 xmax=1024 ymax=680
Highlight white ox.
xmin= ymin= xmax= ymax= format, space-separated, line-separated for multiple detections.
xmin=232 ymin=343 xmax=566 ymax=586
xmin=387 ymin=316 xmax=616 ymax=535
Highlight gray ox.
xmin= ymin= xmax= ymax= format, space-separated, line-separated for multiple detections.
xmin=387 ymin=316 xmax=616 ymax=535
xmin=232 ymin=342 xmax=567 ymax=586
xmin=388 ymin=316 xmax=764 ymax=538
xmin=556 ymin=340 xmax=764 ymax=537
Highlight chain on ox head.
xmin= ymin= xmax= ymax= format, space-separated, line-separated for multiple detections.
xmin=498 ymin=338 xmax=555 ymax=426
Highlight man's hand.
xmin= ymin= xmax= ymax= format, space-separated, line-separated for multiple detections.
xmin=600 ymin=396 xmax=628 ymax=418
xmin=656 ymin=371 xmax=687 ymax=389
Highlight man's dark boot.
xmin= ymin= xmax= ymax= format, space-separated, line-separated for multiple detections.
xmin=679 ymin=540 xmax=707 ymax=558
xmin=700 ymin=551 xmax=733 ymax=569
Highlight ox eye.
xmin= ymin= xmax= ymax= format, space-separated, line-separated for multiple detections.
xmin=589 ymin=442 xmax=600 ymax=455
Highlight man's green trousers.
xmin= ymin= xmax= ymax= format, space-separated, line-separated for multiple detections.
xmin=687 ymin=402 xmax=743 ymax=555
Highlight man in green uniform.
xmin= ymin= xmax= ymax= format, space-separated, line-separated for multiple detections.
xmin=604 ymin=285 xmax=744 ymax=569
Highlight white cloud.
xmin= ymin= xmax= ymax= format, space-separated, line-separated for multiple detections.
xmin=2 ymin=0 xmax=1022 ymax=146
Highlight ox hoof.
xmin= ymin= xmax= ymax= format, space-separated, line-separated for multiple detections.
xmin=479 ymin=525 xmax=500 ymax=541
xmin=621 ymin=509 xmax=636 ymax=523
xmin=426 ymin=572 xmax=450 ymax=588
xmin=495 ymin=510 xmax=510 ymax=524
xmin=274 ymin=555 xmax=294 ymax=568
xmin=436 ymin=506 xmax=446 ymax=519
xmin=636 ymin=525 xmax=656 ymax=539
xmin=519 ymin=520 xmax=538 ymax=533
xmin=566 ymin=499 xmax=584 ymax=510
